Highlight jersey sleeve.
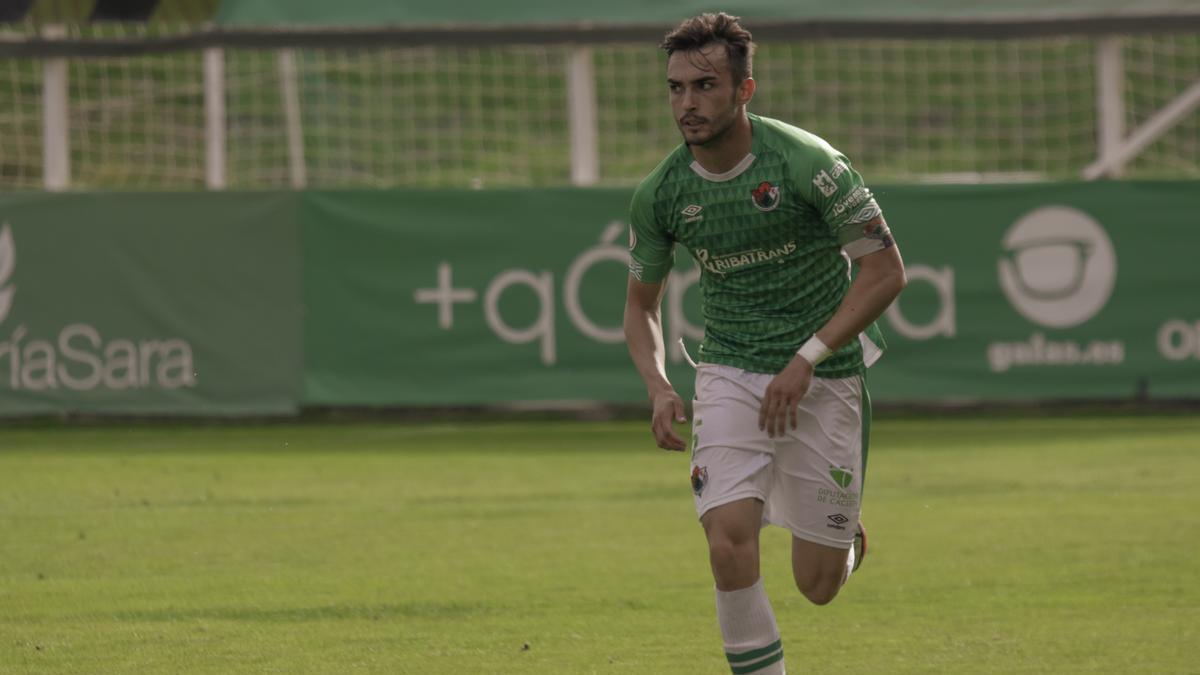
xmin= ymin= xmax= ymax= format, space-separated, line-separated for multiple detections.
xmin=793 ymin=142 xmax=894 ymax=260
xmin=627 ymin=182 xmax=674 ymax=283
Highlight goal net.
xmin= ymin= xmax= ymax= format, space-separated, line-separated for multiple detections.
xmin=1 ymin=24 xmax=1197 ymax=190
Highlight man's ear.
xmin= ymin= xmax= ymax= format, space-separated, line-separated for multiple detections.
xmin=737 ymin=77 xmax=756 ymax=106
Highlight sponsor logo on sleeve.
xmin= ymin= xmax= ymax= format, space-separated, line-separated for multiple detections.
xmin=812 ymin=170 xmax=839 ymax=198
xmin=830 ymin=186 xmax=871 ymax=218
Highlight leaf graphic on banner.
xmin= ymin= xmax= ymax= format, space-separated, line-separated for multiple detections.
xmin=0 ymin=224 xmax=14 ymax=324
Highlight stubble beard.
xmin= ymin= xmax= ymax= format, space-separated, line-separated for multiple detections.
xmin=681 ymin=96 xmax=740 ymax=148
xmin=684 ymin=115 xmax=734 ymax=148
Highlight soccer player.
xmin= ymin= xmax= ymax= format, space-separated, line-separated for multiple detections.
xmin=622 ymin=13 xmax=907 ymax=675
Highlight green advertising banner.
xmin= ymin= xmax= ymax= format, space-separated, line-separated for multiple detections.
xmin=872 ymin=182 xmax=1200 ymax=401
xmin=302 ymin=189 xmax=653 ymax=406
xmin=0 ymin=182 xmax=1195 ymax=416
xmin=302 ymin=182 xmax=1200 ymax=407
xmin=0 ymin=193 xmax=301 ymax=416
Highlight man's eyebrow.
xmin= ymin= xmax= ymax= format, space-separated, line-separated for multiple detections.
xmin=666 ymin=76 xmax=718 ymax=85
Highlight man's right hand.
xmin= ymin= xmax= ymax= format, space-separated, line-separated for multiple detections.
xmin=650 ymin=389 xmax=688 ymax=451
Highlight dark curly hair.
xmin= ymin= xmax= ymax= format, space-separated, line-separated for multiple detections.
xmin=660 ymin=13 xmax=756 ymax=86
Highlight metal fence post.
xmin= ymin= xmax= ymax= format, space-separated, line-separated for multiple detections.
xmin=567 ymin=47 xmax=599 ymax=186
xmin=42 ymin=24 xmax=70 ymax=191
xmin=204 ymin=47 xmax=227 ymax=189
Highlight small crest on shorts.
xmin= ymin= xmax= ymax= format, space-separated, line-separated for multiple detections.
xmin=751 ymin=181 xmax=780 ymax=212
xmin=829 ymin=465 xmax=854 ymax=489
xmin=691 ymin=465 xmax=708 ymax=496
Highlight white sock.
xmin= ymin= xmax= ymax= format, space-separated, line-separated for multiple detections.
xmin=715 ymin=578 xmax=785 ymax=674
xmin=843 ymin=543 xmax=856 ymax=586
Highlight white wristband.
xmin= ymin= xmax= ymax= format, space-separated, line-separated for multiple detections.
xmin=797 ymin=336 xmax=833 ymax=366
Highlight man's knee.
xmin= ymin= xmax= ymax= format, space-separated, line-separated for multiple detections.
xmin=708 ymin=534 xmax=756 ymax=568
xmin=792 ymin=566 xmax=843 ymax=605
xmin=791 ymin=537 xmax=850 ymax=605
xmin=701 ymin=499 xmax=763 ymax=589
xmin=707 ymin=533 xmax=758 ymax=586
xmin=792 ymin=571 xmax=840 ymax=605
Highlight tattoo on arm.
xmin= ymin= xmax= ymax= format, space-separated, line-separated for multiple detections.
xmin=862 ymin=215 xmax=894 ymax=249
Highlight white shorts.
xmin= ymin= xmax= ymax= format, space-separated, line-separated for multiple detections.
xmin=688 ymin=364 xmax=870 ymax=549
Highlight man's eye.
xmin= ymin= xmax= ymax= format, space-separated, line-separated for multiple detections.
xmin=701 ymin=82 xmax=714 ymax=90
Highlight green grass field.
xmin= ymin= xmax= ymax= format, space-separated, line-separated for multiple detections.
xmin=2 ymin=415 xmax=1197 ymax=674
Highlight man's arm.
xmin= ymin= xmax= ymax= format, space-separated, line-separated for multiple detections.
xmin=813 ymin=244 xmax=907 ymax=353
xmin=624 ymin=275 xmax=688 ymax=451
xmin=759 ymin=244 xmax=907 ymax=437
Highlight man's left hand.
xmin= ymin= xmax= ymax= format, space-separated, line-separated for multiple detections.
xmin=758 ymin=356 xmax=814 ymax=438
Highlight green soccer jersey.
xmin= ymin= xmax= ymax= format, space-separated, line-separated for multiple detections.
xmin=629 ymin=114 xmax=891 ymax=378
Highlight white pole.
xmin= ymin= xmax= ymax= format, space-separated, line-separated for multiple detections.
xmin=278 ymin=50 xmax=307 ymax=189
xmin=204 ymin=48 xmax=227 ymax=189
xmin=1083 ymin=77 xmax=1200 ymax=181
xmin=566 ymin=47 xmax=599 ymax=187
xmin=42 ymin=24 xmax=70 ymax=191
xmin=1092 ymin=36 xmax=1126 ymax=180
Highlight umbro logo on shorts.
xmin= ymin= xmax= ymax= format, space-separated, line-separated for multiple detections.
xmin=826 ymin=513 xmax=849 ymax=530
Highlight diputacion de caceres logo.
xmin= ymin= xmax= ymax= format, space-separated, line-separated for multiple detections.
xmin=0 ymin=222 xmax=197 ymax=393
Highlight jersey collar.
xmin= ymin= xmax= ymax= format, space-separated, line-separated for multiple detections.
xmin=686 ymin=114 xmax=761 ymax=183
xmin=689 ymin=153 xmax=756 ymax=182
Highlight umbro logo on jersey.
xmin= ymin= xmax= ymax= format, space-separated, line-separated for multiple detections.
xmin=751 ymin=181 xmax=780 ymax=212
xmin=681 ymin=204 xmax=704 ymax=223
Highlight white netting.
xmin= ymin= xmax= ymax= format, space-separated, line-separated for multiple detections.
xmin=594 ymin=38 xmax=1103 ymax=183
xmin=70 ymin=46 xmax=207 ymax=188
xmin=0 ymin=58 xmax=43 ymax=188
xmin=1125 ymin=33 xmax=1200 ymax=177
xmin=224 ymin=49 xmax=291 ymax=188
xmin=0 ymin=26 xmax=1197 ymax=189
xmin=222 ymin=46 xmax=572 ymax=188
xmin=594 ymin=46 xmax=677 ymax=185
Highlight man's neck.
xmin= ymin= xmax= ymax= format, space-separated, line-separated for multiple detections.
xmin=689 ymin=111 xmax=753 ymax=175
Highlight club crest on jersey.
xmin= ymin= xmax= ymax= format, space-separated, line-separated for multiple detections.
xmin=691 ymin=465 xmax=708 ymax=496
xmin=751 ymin=181 xmax=780 ymax=212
